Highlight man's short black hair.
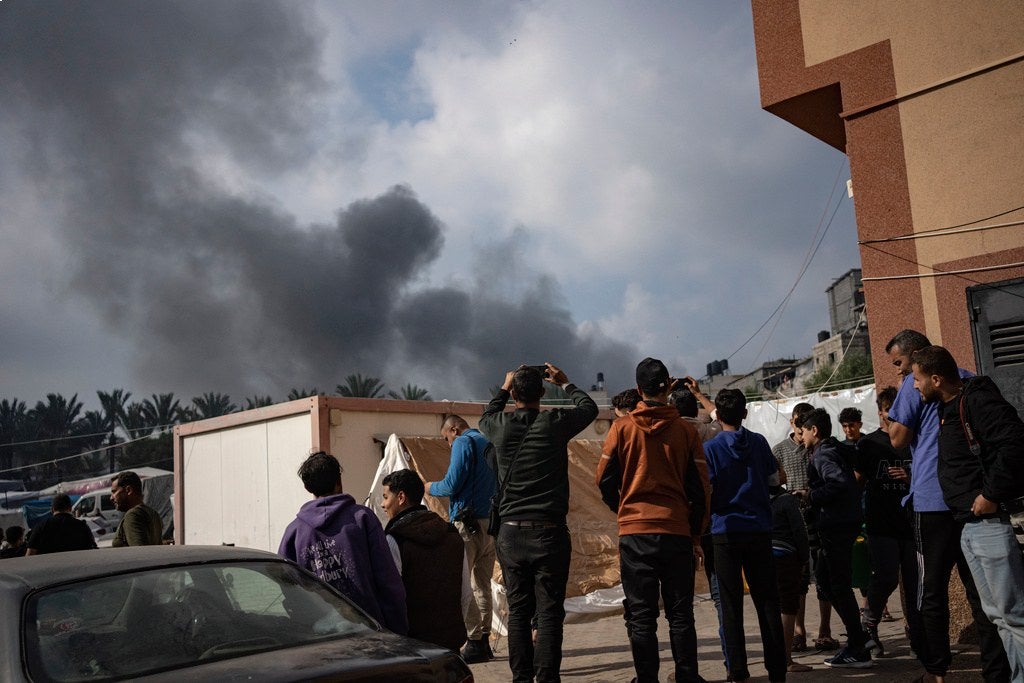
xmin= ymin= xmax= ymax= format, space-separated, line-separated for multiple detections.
xmin=5 ymin=525 xmax=24 ymax=545
xmin=381 ymin=469 xmax=424 ymax=506
xmin=669 ymin=389 xmax=698 ymax=418
xmin=112 ymin=471 xmax=143 ymax=492
xmin=512 ymin=366 xmax=545 ymax=403
xmin=715 ymin=389 xmax=746 ymax=427
xmin=838 ymin=407 xmax=862 ymax=424
xmin=298 ymin=451 xmax=342 ymax=497
xmin=877 ymin=386 xmax=898 ymax=411
xmin=802 ymin=408 xmax=833 ymax=439
xmin=885 ymin=329 xmax=930 ymax=354
xmin=612 ymin=388 xmax=641 ymax=413
xmin=51 ymin=493 xmax=73 ymax=513
xmin=911 ymin=345 xmax=959 ymax=382
xmin=792 ymin=402 xmax=814 ymax=422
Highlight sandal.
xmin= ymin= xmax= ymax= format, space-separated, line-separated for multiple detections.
xmin=791 ymin=634 xmax=807 ymax=652
xmin=814 ymin=636 xmax=840 ymax=650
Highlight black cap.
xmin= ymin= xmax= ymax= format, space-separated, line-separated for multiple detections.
xmin=636 ymin=357 xmax=670 ymax=395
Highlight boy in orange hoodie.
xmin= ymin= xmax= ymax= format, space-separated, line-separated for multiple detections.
xmin=597 ymin=357 xmax=711 ymax=683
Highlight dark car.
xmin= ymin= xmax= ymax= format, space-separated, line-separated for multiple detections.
xmin=0 ymin=545 xmax=472 ymax=682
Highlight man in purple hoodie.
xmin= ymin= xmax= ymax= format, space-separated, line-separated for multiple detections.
xmin=278 ymin=451 xmax=409 ymax=635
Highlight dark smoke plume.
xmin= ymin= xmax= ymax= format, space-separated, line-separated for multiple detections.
xmin=0 ymin=0 xmax=637 ymax=399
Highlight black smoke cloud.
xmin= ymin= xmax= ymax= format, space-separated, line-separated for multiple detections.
xmin=0 ymin=0 xmax=636 ymax=400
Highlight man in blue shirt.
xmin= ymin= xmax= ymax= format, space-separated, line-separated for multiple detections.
xmin=885 ymin=329 xmax=1008 ymax=683
xmin=426 ymin=415 xmax=497 ymax=663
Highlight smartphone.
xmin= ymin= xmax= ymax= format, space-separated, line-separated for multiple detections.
xmin=528 ymin=364 xmax=549 ymax=378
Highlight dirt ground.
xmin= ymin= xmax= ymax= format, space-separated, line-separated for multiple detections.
xmin=467 ymin=591 xmax=985 ymax=682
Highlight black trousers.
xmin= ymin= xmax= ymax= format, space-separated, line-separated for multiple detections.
xmin=815 ymin=524 xmax=868 ymax=650
xmin=620 ymin=534 xmax=701 ymax=683
xmin=713 ymin=532 xmax=787 ymax=682
xmin=915 ymin=511 xmax=1010 ymax=680
xmin=496 ymin=523 xmax=572 ymax=683
xmin=863 ymin=532 xmax=925 ymax=655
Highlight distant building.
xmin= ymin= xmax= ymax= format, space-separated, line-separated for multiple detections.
xmin=813 ymin=269 xmax=871 ymax=372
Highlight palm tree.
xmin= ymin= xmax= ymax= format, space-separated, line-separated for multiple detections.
xmin=388 ymin=384 xmax=432 ymax=401
xmin=122 ymin=402 xmax=154 ymax=439
xmin=336 ymin=374 xmax=386 ymax=398
xmin=191 ymin=393 xmax=237 ymax=419
xmin=30 ymin=393 xmax=84 ymax=440
xmin=97 ymin=389 xmax=132 ymax=444
xmin=0 ymin=398 xmax=28 ymax=472
xmin=287 ymin=387 xmax=321 ymax=400
xmin=141 ymin=393 xmax=183 ymax=430
xmin=244 ymin=395 xmax=275 ymax=410
xmin=25 ymin=393 xmax=85 ymax=484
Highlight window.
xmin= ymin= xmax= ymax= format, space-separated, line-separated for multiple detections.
xmin=24 ymin=561 xmax=375 ymax=682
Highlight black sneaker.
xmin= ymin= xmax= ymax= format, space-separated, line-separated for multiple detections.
xmin=864 ymin=626 xmax=885 ymax=656
xmin=461 ymin=638 xmax=491 ymax=664
xmin=483 ymin=635 xmax=494 ymax=660
xmin=824 ymin=645 xmax=873 ymax=668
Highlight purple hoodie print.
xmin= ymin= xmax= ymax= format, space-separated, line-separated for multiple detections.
xmin=278 ymin=492 xmax=409 ymax=634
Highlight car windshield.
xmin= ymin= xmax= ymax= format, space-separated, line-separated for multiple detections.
xmin=24 ymin=560 xmax=376 ymax=681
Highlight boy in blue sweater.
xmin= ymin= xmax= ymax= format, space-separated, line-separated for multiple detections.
xmin=704 ymin=389 xmax=786 ymax=683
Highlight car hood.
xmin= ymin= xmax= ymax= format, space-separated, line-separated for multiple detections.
xmin=134 ymin=630 xmax=464 ymax=682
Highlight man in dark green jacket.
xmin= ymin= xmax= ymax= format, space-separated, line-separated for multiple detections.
xmin=479 ymin=363 xmax=597 ymax=683
xmin=111 ymin=470 xmax=163 ymax=546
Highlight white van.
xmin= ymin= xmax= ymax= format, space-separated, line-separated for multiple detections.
xmin=72 ymin=489 xmax=122 ymax=542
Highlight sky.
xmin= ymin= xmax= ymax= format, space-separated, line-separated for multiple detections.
xmin=0 ymin=0 xmax=859 ymax=408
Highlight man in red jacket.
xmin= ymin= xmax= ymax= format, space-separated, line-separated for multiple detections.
xmin=596 ymin=357 xmax=711 ymax=683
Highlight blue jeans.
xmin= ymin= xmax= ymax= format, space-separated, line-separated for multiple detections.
xmin=495 ymin=523 xmax=572 ymax=683
xmin=701 ymin=533 xmax=729 ymax=672
xmin=961 ymin=518 xmax=1024 ymax=681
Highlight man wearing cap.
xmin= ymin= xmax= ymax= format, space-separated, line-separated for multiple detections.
xmin=479 ymin=363 xmax=598 ymax=683
xmin=597 ymin=358 xmax=710 ymax=683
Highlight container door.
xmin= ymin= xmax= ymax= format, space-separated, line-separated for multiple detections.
xmin=968 ymin=277 xmax=1024 ymax=414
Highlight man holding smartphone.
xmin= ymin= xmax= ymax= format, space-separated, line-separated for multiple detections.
xmin=479 ymin=363 xmax=597 ymax=683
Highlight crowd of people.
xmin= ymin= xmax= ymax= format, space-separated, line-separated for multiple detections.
xmin=278 ymin=331 xmax=1023 ymax=683
xmin=11 ymin=330 xmax=1019 ymax=683
xmin=0 ymin=470 xmax=166 ymax=558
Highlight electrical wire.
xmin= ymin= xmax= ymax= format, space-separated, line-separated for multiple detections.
xmin=0 ymin=427 xmax=171 ymax=476
xmin=859 ymin=204 xmax=1024 ymax=245
xmin=811 ymin=311 xmax=868 ymax=396
xmin=860 ymin=242 xmax=1024 ymax=301
xmin=0 ymin=422 xmax=180 ymax=449
xmin=724 ymin=158 xmax=849 ymax=364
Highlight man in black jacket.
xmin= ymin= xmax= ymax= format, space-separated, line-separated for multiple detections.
xmin=26 ymin=493 xmax=97 ymax=555
xmin=381 ymin=468 xmax=468 ymax=653
xmin=912 ymin=345 xmax=1024 ymax=678
xmin=479 ymin=363 xmax=597 ymax=683
xmin=796 ymin=408 xmax=872 ymax=668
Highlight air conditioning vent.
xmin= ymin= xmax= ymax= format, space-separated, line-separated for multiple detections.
xmin=991 ymin=320 xmax=1024 ymax=367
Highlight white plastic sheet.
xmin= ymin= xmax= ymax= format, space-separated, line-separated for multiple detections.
xmin=364 ymin=433 xmax=411 ymax=526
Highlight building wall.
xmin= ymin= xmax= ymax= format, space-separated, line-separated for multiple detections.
xmin=752 ymin=0 xmax=1024 ymax=385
